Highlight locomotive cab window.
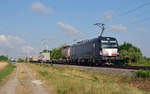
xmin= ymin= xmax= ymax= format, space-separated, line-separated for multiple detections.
xmin=101 ymin=40 xmax=118 ymax=48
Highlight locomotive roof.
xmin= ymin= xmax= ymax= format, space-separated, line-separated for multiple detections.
xmin=73 ymin=36 xmax=117 ymax=46
xmin=63 ymin=45 xmax=70 ymax=48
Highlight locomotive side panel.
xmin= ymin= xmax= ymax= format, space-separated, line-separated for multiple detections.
xmin=70 ymin=38 xmax=100 ymax=60
xmin=70 ymin=37 xmax=120 ymax=65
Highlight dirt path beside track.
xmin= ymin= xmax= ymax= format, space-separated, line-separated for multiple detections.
xmin=0 ymin=63 xmax=50 ymax=94
xmin=0 ymin=63 xmax=20 ymax=94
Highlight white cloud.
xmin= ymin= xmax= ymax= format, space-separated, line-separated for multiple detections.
xmin=0 ymin=34 xmax=35 ymax=57
xmin=108 ymin=25 xmax=126 ymax=32
xmin=57 ymin=22 xmax=84 ymax=37
xmin=22 ymin=46 xmax=35 ymax=54
xmin=31 ymin=2 xmax=52 ymax=15
xmin=0 ymin=34 xmax=24 ymax=48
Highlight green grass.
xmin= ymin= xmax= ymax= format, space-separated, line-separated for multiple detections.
xmin=0 ymin=63 xmax=16 ymax=83
xmin=135 ymin=70 xmax=150 ymax=78
xmin=28 ymin=63 xmax=150 ymax=94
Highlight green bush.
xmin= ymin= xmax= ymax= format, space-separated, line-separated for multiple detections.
xmin=50 ymin=46 xmax=64 ymax=60
xmin=135 ymin=70 xmax=150 ymax=78
xmin=0 ymin=56 xmax=8 ymax=61
xmin=119 ymin=42 xmax=142 ymax=63
xmin=119 ymin=42 xmax=150 ymax=66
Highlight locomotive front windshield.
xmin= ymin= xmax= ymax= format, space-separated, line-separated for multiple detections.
xmin=101 ymin=40 xmax=118 ymax=48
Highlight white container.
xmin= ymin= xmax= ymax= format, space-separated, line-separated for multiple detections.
xmin=40 ymin=52 xmax=50 ymax=62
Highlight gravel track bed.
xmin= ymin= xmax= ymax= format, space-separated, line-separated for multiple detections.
xmin=52 ymin=64 xmax=137 ymax=76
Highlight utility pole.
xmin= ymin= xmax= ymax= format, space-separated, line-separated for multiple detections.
xmin=94 ymin=23 xmax=105 ymax=37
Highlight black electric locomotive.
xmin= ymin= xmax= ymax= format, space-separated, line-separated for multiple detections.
xmin=70 ymin=36 xmax=120 ymax=65
xmin=61 ymin=23 xmax=121 ymax=65
xmin=69 ymin=23 xmax=121 ymax=65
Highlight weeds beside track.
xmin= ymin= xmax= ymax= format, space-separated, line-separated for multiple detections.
xmin=27 ymin=63 xmax=150 ymax=94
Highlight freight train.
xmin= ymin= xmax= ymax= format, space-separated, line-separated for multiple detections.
xmin=30 ymin=36 xmax=121 ymax=65
xmin=61 ymin=36 xmax=120 ymax=65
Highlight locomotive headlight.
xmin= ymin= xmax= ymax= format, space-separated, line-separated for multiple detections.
xmin=112 ymin=48 xmax=117 ymax=53
xmin=100 ymin=51 xmax=102 ymax=55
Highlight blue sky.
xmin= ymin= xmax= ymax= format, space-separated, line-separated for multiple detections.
xmin=0 ymin=0 xmax=150 ymax=57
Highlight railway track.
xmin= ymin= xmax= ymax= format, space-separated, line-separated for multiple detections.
xmin=108 ymin=65 xmax=150 ymax=70
xmin=54 ymin=61 xmax=150 ymax=70
xmin=33 ymin=61 xmax=150 ymax=70
xmin=66 ymin=64 xmax=150 ymax=70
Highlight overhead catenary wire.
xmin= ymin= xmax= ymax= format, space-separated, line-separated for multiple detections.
xmin=136 ymin=16 xmax=150 ymax=24
xmin=85 ymin=2 xmax=150 ymax=38
xmin=108 ymin=1 xmax=150 ymax=24
xmin=57 ymin=1 xmax=150 ymax=46
xmin=66 ymin=2 xmax=150 ymax=39
xmin=119 ymin=1 xmax=150 ymax=17
xmin=85 ymin=1 xmax=150 ymax=41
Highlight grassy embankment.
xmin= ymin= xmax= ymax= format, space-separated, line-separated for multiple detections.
xmin=27 ymin=63 xmax=149 ymax=94
xmin=0 ymin=62 xmax=16 ymax=84
xmin=130 ymin=70 xmax=150 ymax=92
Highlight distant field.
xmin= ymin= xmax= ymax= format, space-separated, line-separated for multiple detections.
xmin=27 ymin=63 xmax=150 ymax=94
